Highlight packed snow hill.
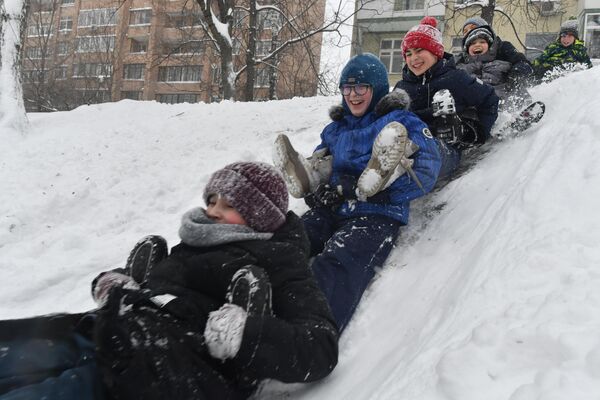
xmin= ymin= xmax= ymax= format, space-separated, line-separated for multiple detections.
xmin=2 ymin=66 xmax=600 ymax=399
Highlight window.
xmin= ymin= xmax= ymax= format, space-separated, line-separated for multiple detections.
xmin=158 ymin=65 xmax=202 ymax=82
xmin=258 ymin=9 xmax=282 ymax=31
xmin=26 ymin=47 xmax=44 ymax=59
xmin=166 ymin=40 xmax=205 ymax=55
xmin=451 ymin=36 xmax=464 ymax=55
xmin=130 ymin=38 xmax=148 ymax=53
xmin=59 ymin=16 xmax=73 ymax=32
xmin=394 ymin=0 xmax=424 ymax=11
xmin=585 ymin=13 xmax=600 ymax=58
xmin=525 ymin=32 xmax=556 ymax=60
xmin=73 ymin=63 xmax=113 ymax=78
xmin=379 ymin=39 xmax=404 ymax=74
xmin=55 ymin=65 xmax=68 ymax=79
xmin=78 ymin=8 xmax=118 ymax=28
xmin=256 ymin=40 xmax=271 ymax=57
xmin=157 ymin=93 xmax=198 ymax=104
xmin=123 ymin=64 xmax=145 ymax=80
xmin=122 ymin=90 xmax=142 ymax=100
xmin=129 ymin=9 xmax=152 ymax=25
xmin=61 ymin=0 xmax=74 ymax=6
xmin=232 ymin=38 xmax=241 ymax=55
xmin=57 ymin=41 xmax=70 ymax=55
xmin=232 ymin=9 xmax=247 ymax=28
xmin=76 ymin=36 xmax=116 ymax=52
xmin=23 ymin=69 xmax=48 ymax=82
xmin=166 ymin=12 xmax=201 ymax=28
xmin=27 ymin=23 xmax=52 ymax=37
xmin=211 ymin=64 xmax=221 ymax=84
xmin=76 ymin=89 xmax=111 ymax=103
xmin=254 ymin=68 xmax=269 ymax=87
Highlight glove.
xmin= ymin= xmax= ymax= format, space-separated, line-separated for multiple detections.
xmin=304 ymin=183 xmax=344 ymax=209
xmin=204 ymin=303 xmax=247 ymax=360
xmin=92 ymin=271 xmax=140 ymax=307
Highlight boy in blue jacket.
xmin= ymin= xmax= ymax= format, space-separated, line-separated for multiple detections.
xmin=274 ymin=53 xmax=443 ymax=331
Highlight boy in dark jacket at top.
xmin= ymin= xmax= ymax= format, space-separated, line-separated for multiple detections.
xmin=533 ymin=18 xmax=593 ymax=80
xmin=0 ymin=162 xmax=338 ymax=400
xmin=455 ymin=22 xmax=534 ymax=111
xmin=392 ymin=17 xmax=499 ymax=179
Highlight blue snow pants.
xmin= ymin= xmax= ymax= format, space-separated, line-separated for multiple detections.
xmin=0 ymin=332 xmax=105 ymax=400
xmin=302 ymin=208 xmax=402 ymax=331
xmin=435 ymin=138 xmax=461 ymax=181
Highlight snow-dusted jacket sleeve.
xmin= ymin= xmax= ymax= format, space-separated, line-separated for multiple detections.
xmin=231 ymin=212 xmax=339 ymax=383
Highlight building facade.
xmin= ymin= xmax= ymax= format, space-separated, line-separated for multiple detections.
xmin=352 ymin=0 xmax=597 ymax=87
xmin=21 ymin=0 xmax=326 ymax=111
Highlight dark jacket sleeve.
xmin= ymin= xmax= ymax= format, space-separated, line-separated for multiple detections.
xmin=231 ymin=213 xmax=339 ymax=383
xmin=499 ymin=40 xmax=529 ymax=65
xmin=453 ymin=70 xmax=499 ymax=138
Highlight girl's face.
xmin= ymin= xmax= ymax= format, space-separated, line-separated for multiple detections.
xmin=468 ymin=38 xmax=489 ymax=56
xmin=342 ymin=84 xmax=373 ymax=117
xmin=560 ymin=33 xmax=575 ymax=47
xmin=405 ymin=48 xmax=438 ymax=76
xmin=206 ymin=195 xmax=247 ymax=225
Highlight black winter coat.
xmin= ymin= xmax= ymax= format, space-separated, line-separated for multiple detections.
xmin=394 ymin=53 xmax=499 ymax=139
xmin=94 ymin=212 xmax=338 ymax=400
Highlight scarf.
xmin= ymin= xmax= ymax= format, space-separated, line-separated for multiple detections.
xmin=178 ymin=207 xmax=273 ymax=247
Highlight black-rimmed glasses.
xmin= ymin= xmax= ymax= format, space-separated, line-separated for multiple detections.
xmin=340 ymin=83 xmax=371 ymax=96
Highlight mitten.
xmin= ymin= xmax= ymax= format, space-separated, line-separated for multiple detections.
xmin=374 ymin=89 xmax=411 ymax=116
xmin=304 ymin=183 xmax=343 ymax=209
xmin=204 ymin=303 xmax=247 ymax=360
xmin=92 ymin=271 xmax=140 ymax=307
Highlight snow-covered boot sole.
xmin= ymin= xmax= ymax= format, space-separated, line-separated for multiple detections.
xmin=125 ymin=235 xmax=168 ymax=284
xmin=227 ymin=265 xmax=272 ymax=317
xmin=273 ymin=134 xmax=311 ymax=198
xmin=357 ymin=121 xmax=412 ymax=199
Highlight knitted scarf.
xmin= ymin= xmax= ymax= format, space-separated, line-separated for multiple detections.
xmin=179 ymin=207 xmax=273 ymax=247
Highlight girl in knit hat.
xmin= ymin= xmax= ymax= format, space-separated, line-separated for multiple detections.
xmin=532 ymin=18 xmax=593 ymax=80
xmin=392 ymin=16 xmax=499 ymax=178
xmin=456 ymin=24 xmax=534 ymax=111
xmin=274 ymin=53 xmax=443 ymax=331
xmin=0 ymin=161 xmax=338 ymax=400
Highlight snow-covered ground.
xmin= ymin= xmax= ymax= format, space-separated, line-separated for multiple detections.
xmin=2 ymin=66 xmax=600 ymax=399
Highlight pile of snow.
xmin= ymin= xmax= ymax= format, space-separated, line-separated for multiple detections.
xmin=3 ymin=66 xmax=600 ymax=399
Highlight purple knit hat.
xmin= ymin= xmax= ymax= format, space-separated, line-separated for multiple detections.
xmin=203 ymin=162 xmax=288 ymax=232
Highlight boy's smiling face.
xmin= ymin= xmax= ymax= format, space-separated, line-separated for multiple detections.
xmin=560 ymin=33 xmax=575 ymax=47
xmin=405 ymin=48 xmax=438 ymax=77
xmin=468 ymin=38 xmax=489 ymax=56
xmin=343 ymin=85 xmax=373 ymax=117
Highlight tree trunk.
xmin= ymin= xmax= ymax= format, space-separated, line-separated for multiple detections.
xmin=480 ymin=1 xmax=495 ymax=26
xmin=0 ymin=0 xmax=28 ymax=135
xmin=243 ymin=0 xmax=257 ymax=101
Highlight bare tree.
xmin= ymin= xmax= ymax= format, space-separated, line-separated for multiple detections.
xmin=0 ymin=0 xmax=28 ymax=134
xmin=194 ymin=0 xmax=373 ymax=101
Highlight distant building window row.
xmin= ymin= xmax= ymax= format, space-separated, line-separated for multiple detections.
xmin=157 ymin=93 xmax=198 ymax=104
xmin=73 ymin=63 xmax=113 ymax=78
xmin=393 ymin=0 xmax=424 ymax=11
xmin=76 ymin=36 xmax=116 ymax=53
xmin=122 ymin=90 xmax=143 ymax=100
xmin=78 ymin=8 xmax=118 ymax=28
xmin=158 ymin=65 xmax=202 ymax=82
xmin=164 ymin=40 xmax=205 ymax=55
xmin=27 ymin=23 xmax=52 ymax=37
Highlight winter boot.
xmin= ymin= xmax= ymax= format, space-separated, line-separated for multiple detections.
xmin=273 ymin=134 xmax=332 ymax=198
xmin=125 ymin=235 xmax=168 ymax=284
xmin=226 ymin=265 xmax=272 ymax=317
xmin=356 ymin=121 xmax=421 ymax=200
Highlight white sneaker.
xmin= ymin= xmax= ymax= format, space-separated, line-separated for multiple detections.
xmin=357 ymin=122 xmax=420 ymax=200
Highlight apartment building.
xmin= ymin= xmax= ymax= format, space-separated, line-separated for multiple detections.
xmin=352 ymin=0 xmax=598 ymax=87
xmin=21 ymin=0 xmax=326 ymax=111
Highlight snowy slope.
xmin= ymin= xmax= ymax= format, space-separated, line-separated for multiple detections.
xmin=3 ymin=67 xmax=600 ymax=399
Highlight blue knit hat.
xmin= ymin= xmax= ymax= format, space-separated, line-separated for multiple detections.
xmin=339 ymin=53 xmax=389 ymax=116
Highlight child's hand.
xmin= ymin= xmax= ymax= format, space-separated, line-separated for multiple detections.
xmin=204 ymin=304 xmax=247 ymax=360
xmin=92 ymin=271 xmax=140 ymax=307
